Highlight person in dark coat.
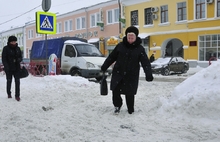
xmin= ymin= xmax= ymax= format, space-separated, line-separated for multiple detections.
xmin=2 ymin=36 xmax=22 ymax=101
xmin=101 ymin=26 xmax=153 ymax=114
xmin=149 ymin=54 xmax=155 ymax=63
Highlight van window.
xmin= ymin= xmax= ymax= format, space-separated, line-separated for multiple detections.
xmin=65 ymin=45 xmax=76 ymax=57
xmin=75 ymin=44 xmax=102 ymax=56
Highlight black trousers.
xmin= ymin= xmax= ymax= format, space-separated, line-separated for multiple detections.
xmin=5 ymin=70 xmax=20 ymax=97
xmin=112 ymin=83 xmax=134 ymax=111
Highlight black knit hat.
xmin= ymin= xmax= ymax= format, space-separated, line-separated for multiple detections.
xmin=8 ymin=36 xmax=17 ymax=42
xmin=125 ymin=26 xmax=139 ymax=37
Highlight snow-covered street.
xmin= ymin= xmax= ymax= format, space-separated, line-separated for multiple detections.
xmin=0 ymin=64 xmax=220 ymax=142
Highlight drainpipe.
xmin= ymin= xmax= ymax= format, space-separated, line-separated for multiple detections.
xmin=85 ymin=7 xmax=89 ymax=41
xmin=22 ymin=25 xmax=26 ymax=58
xmin=118 ymin=0 xmax=121 ymax=34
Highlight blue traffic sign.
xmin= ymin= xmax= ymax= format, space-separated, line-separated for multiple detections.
xmin=36 ymin=11 xmax=56 ymax=34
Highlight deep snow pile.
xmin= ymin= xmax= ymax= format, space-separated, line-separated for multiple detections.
xmin=159 ymin=61 xmax=220 ymax=120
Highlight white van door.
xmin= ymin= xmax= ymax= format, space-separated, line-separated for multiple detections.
xmin=61 ymin=44 xmax=77 ymax=74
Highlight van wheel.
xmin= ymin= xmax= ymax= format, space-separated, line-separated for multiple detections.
xmin=71 ymin=69 xmax=81 ymax=76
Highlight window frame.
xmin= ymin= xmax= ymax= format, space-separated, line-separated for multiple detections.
xmin=76 ymin=18 xmax=81 ymax=30
xmin=130 ymin=10 xmax=139 ymax=26
xmin=199 ymin=34 xmax=220 ymax=61
xmin=106 ymin=8 xmax=119 ymax=24
xmin=177 ymin=2 xmax=187 ymax=21
xmin=90 ymin=14 xmax=96 ymax=27
xmin=81 ymin=17 xmax=86 ymax=29
xmin=56 ymin=22 xmax=62 ymax=33
xmin=160 ymin=5 xmax=168 ymax=23
xmin=217 ymin=0 xmax=220 ymax=17
xmin=195 ymin=0 xmax=206 ymax=20
xmin=144 ymin=8 xmax=153 ymax=25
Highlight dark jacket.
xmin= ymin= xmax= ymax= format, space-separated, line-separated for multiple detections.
xmin=101 ymin=37 xmax=152 ymax=95
xmin=2 ymin=43 xmax=22 ymax=72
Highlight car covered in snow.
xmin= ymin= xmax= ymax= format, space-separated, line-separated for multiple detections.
xmin=0 ymin=59 xmax=3 ymax=72
xmin=151 ymin=57 xmax=189 ymax=76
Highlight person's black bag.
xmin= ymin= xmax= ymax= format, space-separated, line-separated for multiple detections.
xmin=20 ymin=66 xmax=29 ymax=78
xmin=100 ymin=74 xmax=108 ymax=95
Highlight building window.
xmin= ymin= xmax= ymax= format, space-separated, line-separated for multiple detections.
xmin=76 ymin=17 xmax=86 ymax=29
xmin=76 ymin=18 xmax=80 ymax=30
xmin=69 ymin=20 xmax=73 ymax=31
xmin=64 ymin=20 xmax=73 ymax=32
xmin=144 ymin=8 xmax=152 ymax=25
xmin=177 ymin=2 xmax=187 ymax=21
xmin=21 ymin=36 xmax=24 ymax=46
xmin=28 ymin=30 xmax=34 ymax=39
xmin=3 ymin=38 xmax=6 ymax=46
xmin=90 ymin=14 xmax=96 ymax=27
xmin=17 ymin=36 xmax=19 ymax=45
xmin=107 ymin=9 xmax=119 ymax=24
xmin=199 ymin=34 xmax=220 ymax=61
xmin=91 ymin=13 xmax=102 ymax=27
xmin=161 ymin=5 xmax=168 ymax=23
xmin=195 ymin=0 xmax=205 ymax=19
xmin=81 ymin=17 xmax=86 ymax=29
xmin=18 ymin=35 xmax=24 ymax=46
xmin=64 ymin=21 xmax=68 ymax=32
xmin=217 ymin=0 xmax=220 ymax=17
xmin=114 ymin=9 xmax=119 ymax=22
xmin=131 ymin=10 xmax=138 ymax=26
xmin=57 ymin=22 xmax=62 ymax=33
xmin=107 ymin=10 xmax=113 ymax=24
xmin=97 ymin=13 xmax=101 ymax=22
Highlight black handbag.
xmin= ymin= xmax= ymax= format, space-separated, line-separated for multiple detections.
xmin=100 ymin=75 xmax=108 ymax=95
xmin=20 ymin=66 xmax=29 ymax=78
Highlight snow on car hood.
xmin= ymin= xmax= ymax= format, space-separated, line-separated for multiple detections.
xmin=151 ymin=58 xmax=171 ymax=67
xmin=83 ymin=57 xmax=106 ymax=65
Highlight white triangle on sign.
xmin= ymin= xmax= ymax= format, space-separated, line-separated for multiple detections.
xmin=40 ymin=16 xmax=53 ymax=29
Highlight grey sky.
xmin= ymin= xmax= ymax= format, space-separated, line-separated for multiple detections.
xmin=0 ymin=0 xmax=110 ymax=31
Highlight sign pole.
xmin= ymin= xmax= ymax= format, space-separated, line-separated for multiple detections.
xmin=35 ymin=0 xmax=56 ymax=75
xmin=42 ymin=0 xmax=51 ymax=75
xmin=45 ymin=34 xmax=48 ymax=75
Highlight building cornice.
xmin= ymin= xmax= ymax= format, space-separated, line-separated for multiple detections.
xmin=57 ymin=0 xmax=118 ymax=19
xmin=149 ymin=26 xmax=220 ymax=36
xmin=121 ymin=0 xmax=152 ymax=6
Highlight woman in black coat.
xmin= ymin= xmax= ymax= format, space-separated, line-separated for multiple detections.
xmin=2 ymin=36 xmax=22 ymax=101
xmin=101 ymin=26 xmax=153 ymax=114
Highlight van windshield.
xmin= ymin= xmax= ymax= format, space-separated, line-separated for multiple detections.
xmin=75 ymin=44 xmax=103 ymax=57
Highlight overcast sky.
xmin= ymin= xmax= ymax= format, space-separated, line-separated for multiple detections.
xmin=0 ymin=0 xmax=110 ymax=31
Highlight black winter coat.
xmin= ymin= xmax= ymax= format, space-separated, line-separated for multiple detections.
xmin=2 ymin=43 xmax=22 ymax=72
xmin=101 ymin=37 xmax=152 ymax=95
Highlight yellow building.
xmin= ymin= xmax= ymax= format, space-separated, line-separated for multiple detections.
xmin=122 ymin=0 xmax=220 ymax=61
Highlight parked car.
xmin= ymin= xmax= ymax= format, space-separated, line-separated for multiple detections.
xmin=151 ymin=57 xmax=189 ymax=76
xmin=0 ymin=59 xmax=3 ymax=72
xmin=21 ymin=58 xmax=31 ymax=70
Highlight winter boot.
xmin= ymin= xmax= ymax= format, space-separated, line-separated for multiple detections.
xmin=8 ymin=94 xmax=12 ymax=98
xmin=128 ymin=107 xmax=134 ymax=114
xmin=15 ymin=97 xmax=20 ymax=101
xmin=114 ymin=107 xmax=121 ymax=114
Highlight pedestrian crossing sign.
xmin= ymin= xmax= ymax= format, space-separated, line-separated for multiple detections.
xmin=36 ymin=11 xmax=56 ymax=34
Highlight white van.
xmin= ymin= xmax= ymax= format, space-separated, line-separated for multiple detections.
xmin=30 ymin=37 xmax=112 ymax=81
xmin=61 ymin=40 xmax=112 ymax=80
